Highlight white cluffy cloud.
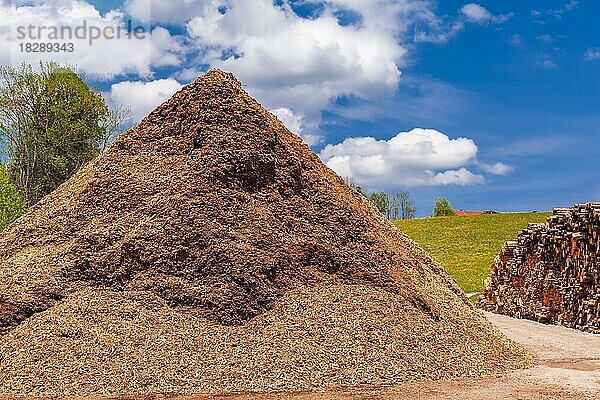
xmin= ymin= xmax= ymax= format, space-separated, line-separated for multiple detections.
xmin=414 ymin=2 xmax=512 ymax=44
xmin=110 ymin=78 xmax=183 ymax=121
xmin=270 ymin=107 xmax=323 ymax=147
xmin=2 ymin=0 xmax=500 ymax=131
xmin=124 ymin=0 xmax=216 ymax=26
xmin=0 ymin=0 xmax=184 ymax=79
xmin=532 ymin=0 xmax=579 ymax=20
xmin=270 ymin=107 xmax=303 ymax=136
xmin=585 ymin=48 xmax=600 ymax=61
xmin=537 ymin=59 xmax=558 ymax=69
xmin=460 ymin=3 xmax=513 ymax=25
xmin=186 ymin=0 xmax=406 ymax=120
xmin=477 ymin=161 xmax=513 ymax=175
xmin=319 ymin=128 xmax=508 ymax=189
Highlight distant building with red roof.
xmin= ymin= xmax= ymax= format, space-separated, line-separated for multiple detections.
xmin=454 ymin=210 xmax=499 ymax=216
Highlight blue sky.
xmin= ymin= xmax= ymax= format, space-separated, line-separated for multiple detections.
xmin=408 ymin=1 xmax=600 ymax=213
xmin=2 ymin=0 xmax=599 ymax=216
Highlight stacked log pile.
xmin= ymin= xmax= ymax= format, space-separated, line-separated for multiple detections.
xmin=480 ymin=203 xmax=600 ymax=333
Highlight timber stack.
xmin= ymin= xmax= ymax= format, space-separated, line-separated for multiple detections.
xmin=480 ymin=202 xmax=600 ymax=333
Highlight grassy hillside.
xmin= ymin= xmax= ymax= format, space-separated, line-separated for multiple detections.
xmin=394 ymin=212 xmax=551 ymax=296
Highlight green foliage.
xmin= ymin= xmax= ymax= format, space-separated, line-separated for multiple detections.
xmin=368 ymin=192 xmax=389 ymax=216
xmin=0 ymin=164 xmax=25 ymax=231
xmin=343 ymin=179 xmax=417 ymax=220
xmin=394 ymin=212 xmax=551 ymax=295
xmin=0 ymin=62 xmax=128 ymax=207
xmin=366 ymin=191 xmax=416 ymax=220
xmin=390 ymin=192 xmax=416 ymax=220
xmin=432 ymin=197 xmax=454 ymax=217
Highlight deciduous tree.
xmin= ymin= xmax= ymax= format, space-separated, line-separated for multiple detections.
xmin=390 ymin=192 xmax=416 ymax=220
xmin=0 ymin=62 xmax=129 ymax=206
xmin=432 ymin=197 xmax=454 ymax=217
xmin=0 ymin=163 xmax=25 ymax=230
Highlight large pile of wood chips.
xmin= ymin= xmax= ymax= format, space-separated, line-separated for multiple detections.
xmin=0 ymin=69 xmax=531 ymax=397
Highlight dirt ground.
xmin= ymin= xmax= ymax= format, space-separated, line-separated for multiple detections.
xmin=485 ymin=311 xmax=600 ymax=398
xmin=162 ymin=312 xmax=600 ymax=400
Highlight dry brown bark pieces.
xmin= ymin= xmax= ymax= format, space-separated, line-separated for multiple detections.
xmin=0 ymin=69 xmax=531 ymax=397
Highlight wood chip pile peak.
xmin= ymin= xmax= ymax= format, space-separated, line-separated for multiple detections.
xmin=480 ymin=202 xmax=600 ymax=333
xmin=0 ymin=69 xmax=530 ymax=397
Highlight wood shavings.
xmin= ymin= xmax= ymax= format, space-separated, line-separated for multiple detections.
xmin=0 ymin=69 xmax=531 ymax=397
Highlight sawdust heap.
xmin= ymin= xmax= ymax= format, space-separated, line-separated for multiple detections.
xmin=0 ymin=69 xmax=530 ymax=397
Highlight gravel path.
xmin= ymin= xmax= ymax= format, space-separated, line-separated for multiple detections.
xmin=485 ymin=311 xmax=600 ymax=396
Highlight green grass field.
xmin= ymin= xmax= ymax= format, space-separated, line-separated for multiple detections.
xmin=394 ymin=212 xmax=551 ymax=295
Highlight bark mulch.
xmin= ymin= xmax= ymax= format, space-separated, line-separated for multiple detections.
xmin=0 ymin=69 xmax=531 ymax=398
